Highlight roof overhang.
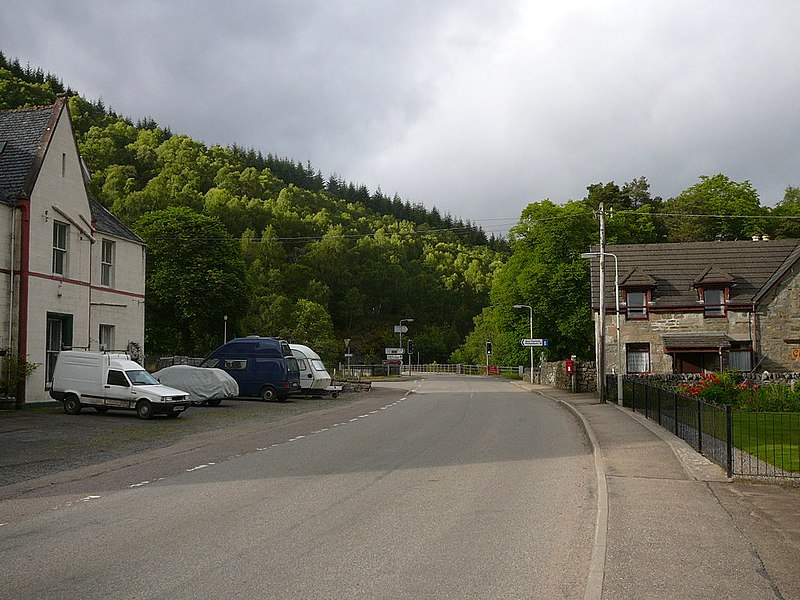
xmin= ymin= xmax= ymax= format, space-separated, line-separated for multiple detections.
xmin=662 ymin=332 xmax=734 ymax=352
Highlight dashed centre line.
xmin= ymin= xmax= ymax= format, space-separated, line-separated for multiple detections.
xmin=35 ymin=392 xmax=416 ymax=519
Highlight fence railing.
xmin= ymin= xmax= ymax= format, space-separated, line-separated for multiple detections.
xmin=338 ymin=364 xmax=524 ymax=378
xmin=611 ymin=375 xmax=800 ymax=480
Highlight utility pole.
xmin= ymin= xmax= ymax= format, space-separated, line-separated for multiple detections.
xmin=598 ymin=203 xmax=607 ymax=403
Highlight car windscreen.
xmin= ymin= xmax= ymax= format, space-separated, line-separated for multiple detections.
xmin=126 ymin=369 xmax=160 ymax=386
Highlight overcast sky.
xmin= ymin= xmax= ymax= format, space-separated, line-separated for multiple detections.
xmin=3 ymin=1 xmax=799 ymax=235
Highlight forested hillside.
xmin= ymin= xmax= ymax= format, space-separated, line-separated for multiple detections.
xmin=1 ymin=53 xmax=506 ymax=365
xmin=4 ymin=53 xmax=800 ymax=370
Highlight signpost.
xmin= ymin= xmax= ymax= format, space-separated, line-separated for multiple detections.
xmin=521 ymin=338 xmax=549 ymax=347
xmin=385 ymin=347 xmax=405 ymax=355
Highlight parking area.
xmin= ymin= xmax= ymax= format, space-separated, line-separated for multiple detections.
xmin=0 ymin=394 xmax=364 ymax=487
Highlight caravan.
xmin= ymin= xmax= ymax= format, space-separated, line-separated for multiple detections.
xmin=289 ymin=344 xmax=341 ymax=398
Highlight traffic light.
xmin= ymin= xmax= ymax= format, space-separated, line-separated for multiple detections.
xmin=407 ymin=339 xmax=414 ymax=354
xmin=486 ymin=340 xmax=493 ymax=355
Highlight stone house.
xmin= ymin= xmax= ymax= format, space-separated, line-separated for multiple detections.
xmin=0 ymin=97 xmax=146 ymax=405
xmin=586 ymin=238 xmax=800 ymax=375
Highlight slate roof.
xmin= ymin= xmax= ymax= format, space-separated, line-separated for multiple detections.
xmin=586 ymin=239 xmax=800 ymax=310
xmin=0 ymin=100 xmax=143 ymax=245
xmin=662 ymin=332 xmax=733 ymax=350
xmin=89 ymin=195 xmax=144 ymax=244
xmin=0 ymin=103 xmax=56 ymax=203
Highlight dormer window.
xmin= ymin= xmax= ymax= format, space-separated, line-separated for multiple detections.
xmin=692 ymin=266 xmax=734 ymax=318
xmin=626 ymin=291 xmax=648 ymax=319
xmin=620 ymin=267 xmax=656 ymax=320
xmin=703 ymin=288 xmax=726 ymax=317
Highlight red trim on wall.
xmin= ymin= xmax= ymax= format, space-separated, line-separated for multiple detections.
xmin=17 ymin=198 xmax=30 ymax=404
xmin=26 ymin=271 xmax=145 ymax=299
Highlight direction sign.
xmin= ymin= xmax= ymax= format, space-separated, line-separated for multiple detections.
xmin=521 ymin=338 xmax=549 ymax=347
xmin=386 ymin=354 xmax=404 ymax=360
xmin=385 ymin=347 xmax=405 ymax=355
xmin=393 ymin=325 xmax=409 ymax=333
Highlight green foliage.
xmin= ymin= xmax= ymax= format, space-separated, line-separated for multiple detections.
xmin=0 ymin=68 xmax=56 ymax=109
xmin=134 ymin=207 xmax=249 ymax=356
xmin=1 ymin=352 xmax=40 ymax=396
xmin=9 ymin=55 xmax=800 ymax=367
xmin=663 ymin=174 xmax=767 ymax=242
xmin=770 ymin=186 xmax=800 ymax=239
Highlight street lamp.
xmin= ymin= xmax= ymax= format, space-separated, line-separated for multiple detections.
xmin=582 ymin=251 xmax=622 ymax=405
xmin=399 ymin=318 xmax=413 ymax=375
xmin=513 ymin=304 xmax=534 ymax=383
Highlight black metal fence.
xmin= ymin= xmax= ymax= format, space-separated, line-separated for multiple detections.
xmin=609 ymin=375 xmax=800 ymax=480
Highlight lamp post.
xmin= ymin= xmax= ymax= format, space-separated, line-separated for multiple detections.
xmin=398 ymin=318 xmax=413 ymax=375
xmin=513 ymin=304 xmax=534 ymax=383
xmin=582 ymin=251 xmax=622 ymax=405
xmin=223 ymin=315 xmax=228 ymax=343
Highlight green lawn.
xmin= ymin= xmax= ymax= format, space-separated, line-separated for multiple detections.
xmin=733 ymin=412 xmax=800 ymax=473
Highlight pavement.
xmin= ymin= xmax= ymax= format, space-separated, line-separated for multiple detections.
xmin=523 ymin=382 xmax=800 ymax=600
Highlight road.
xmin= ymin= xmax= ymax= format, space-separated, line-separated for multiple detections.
xmin=1 ymin=376 xmax=595 ymax=599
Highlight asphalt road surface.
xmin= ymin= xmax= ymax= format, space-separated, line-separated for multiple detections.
xmin=1 ymin=376 xmax=596 ymax=599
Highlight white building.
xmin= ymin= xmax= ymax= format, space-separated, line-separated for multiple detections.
xmin=0 ymin=96 xmax=146 ymax=406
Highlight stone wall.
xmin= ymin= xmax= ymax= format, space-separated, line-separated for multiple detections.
xmin=755 ymin=265 xmax=800 ymax=372
xmin=537 ymin=359 xmax=597 ymax=393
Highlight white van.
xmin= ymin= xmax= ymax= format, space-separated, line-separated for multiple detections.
xmin=49 ymin=351 xmax=191 ymax=419
xmin=289 ymin=344 xmax=341 ymax=398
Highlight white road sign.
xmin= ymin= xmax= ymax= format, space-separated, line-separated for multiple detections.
xmin=521 ymin=338 xmax=549 ymax=347
xmin=386 ymin=354 xmax=404 ymax=360
xmin=385 ymin=347 xmax=405 ymax=355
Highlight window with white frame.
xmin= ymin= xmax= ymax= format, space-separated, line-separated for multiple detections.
xmin=626 ymin=342 xmax=650 ymax=373
xmin=101 ymin=239 xmax=115 ymax=286
xmin=626 ymin=291 xmax=648 ymax=319
xmin=99 ymin=324 xmax=115 ymax=352
xmin=703 ymin=288 xmax=725 ymax=317
xmin=52 ymin=221 xmax=69 ymax=276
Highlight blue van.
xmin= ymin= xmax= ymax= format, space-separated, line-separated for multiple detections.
xmin=200 ymin=337 xmax=301 ymax=401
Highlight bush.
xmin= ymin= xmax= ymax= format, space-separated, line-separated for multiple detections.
xmin=678 ymin=371 xmax=800 ymax=412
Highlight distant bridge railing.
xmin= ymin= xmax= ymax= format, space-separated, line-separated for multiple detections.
xmin=338 ymin=364 xmax=524 ymax=378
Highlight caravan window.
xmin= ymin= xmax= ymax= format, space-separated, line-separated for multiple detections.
xmin=311 ymin=359 xmax=326 ymax=371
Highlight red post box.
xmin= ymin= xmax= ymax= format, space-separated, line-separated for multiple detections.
xmin=565 ymin=359 xmax=574 ymax=375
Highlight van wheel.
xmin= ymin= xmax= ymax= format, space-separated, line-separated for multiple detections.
xmin=64 ymin=395 xmax=82 ymax=415
xmin=206 ymin=398 xmax=222 ymax=407
xmin=136 ymin=399 xmax=153 ymax=420
xmin=260 ymin=386 xmax=277 ymax=402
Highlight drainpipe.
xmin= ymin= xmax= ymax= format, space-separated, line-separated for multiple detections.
xmin=5 ymin=205 xmax=17 ymax=393
xmin=16 ymin=198 xmax=31 ymax=407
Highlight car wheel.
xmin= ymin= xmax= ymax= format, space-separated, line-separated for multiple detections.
xmin=64 ymin=395 xmax=82 ymax=415
xmin=206 ymin=398 xmax=222 ymax=407
xmin=260 ymin=386 xmax=277 ymax=401
xmin=136 ymin=399 xmax=153 ymax=420
xmin=331 ymin=392 xmax=339 ymax=399
xmin=94 ymin=407 xmax=110 ymax=414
